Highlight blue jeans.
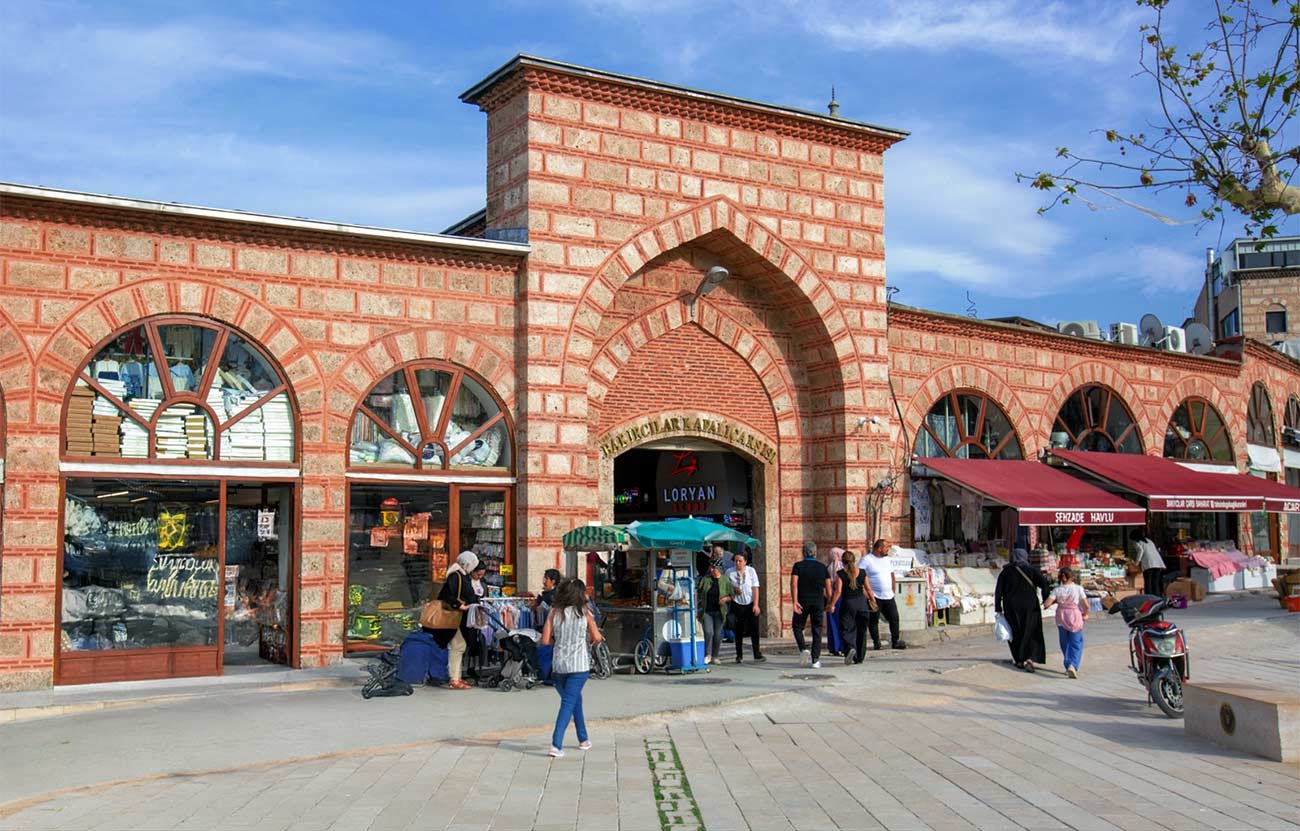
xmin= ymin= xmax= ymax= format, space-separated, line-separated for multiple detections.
xmin=551 ymin=671 xmax=589 ymax=749
xmin=1058 ymin=626 xmax=1084 ymax=670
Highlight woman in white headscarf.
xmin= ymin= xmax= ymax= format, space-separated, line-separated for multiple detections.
xmin=435 ymin=550 xmax=480 ymax=689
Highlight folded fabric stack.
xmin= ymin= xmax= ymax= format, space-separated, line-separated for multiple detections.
xmin=262 ymin=394 xmax=293 ymax=461
xmin=185 ymin=414 xmax=210 ymax=459
xmin=66 ymin=386 xmax=95 ymax=455
xmin=155 ymin=405 xmax=193 ymax=459
xmin=221 ymin=403 xmax=267 ymax=461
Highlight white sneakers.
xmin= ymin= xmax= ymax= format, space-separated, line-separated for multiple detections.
xmin=1066 ymin=667 xmax=1078 ymax=679
xmin=799 ymin=649 xmax=811 ymax=667
xmin=811 ymin=660 xmax=822 ymax=669
xmin=548 ymin=747 xmax=564 ymax=758
xmin=704 ymin=655 xmax=712 ymax=665
xmin=580 ymin=740 xmax=593 ymax=751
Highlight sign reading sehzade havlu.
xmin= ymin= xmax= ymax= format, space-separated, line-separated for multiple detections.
xmin=598 ymin=416 xmax=777 ymax=464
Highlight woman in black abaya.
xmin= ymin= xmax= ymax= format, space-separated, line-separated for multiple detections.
xmin=994 ymin=549 xmax=1051 ymax=672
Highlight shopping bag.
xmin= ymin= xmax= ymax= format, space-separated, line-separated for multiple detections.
xmin=994 ymin=613 xmax=1012 ymax=643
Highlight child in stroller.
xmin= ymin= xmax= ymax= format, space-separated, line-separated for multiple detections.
xmin=481 ymin=606 xmax=544 ymax=691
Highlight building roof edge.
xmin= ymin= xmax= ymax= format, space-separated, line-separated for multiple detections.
xmin=0 ymin=183 xmax=529 ymax=257
xmin=459 ymin=54 xmax=909 ymax=143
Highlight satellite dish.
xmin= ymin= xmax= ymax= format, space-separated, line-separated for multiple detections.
xmin=1185 ymin=322 xmax=1213 ymax=355
xmin=1139 ymin=313 xmax=1165 ymax=347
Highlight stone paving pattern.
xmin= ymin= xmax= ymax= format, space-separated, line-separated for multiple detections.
xmin=1 ymin=614 xmax=1297 ymax=830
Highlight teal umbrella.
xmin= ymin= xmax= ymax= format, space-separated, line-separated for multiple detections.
xmin=628 ymin=517 xmax=760 ymax=550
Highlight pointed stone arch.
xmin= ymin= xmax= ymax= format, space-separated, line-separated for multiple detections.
xmin=903 ymin=363 xmax=1036 ymax=457
xmin=587 ymin=296 xmax=798 ymax=442
xmin=0 ymin=306 xmax=33 ymax=426
xmin=563 ymin=197 xmax=858 ymax=399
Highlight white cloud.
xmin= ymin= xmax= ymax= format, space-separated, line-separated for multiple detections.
xmin=804 ymin=0 xmax=1140 ymax=64
xmin=0 ymin=10 xmax=444 ymax=114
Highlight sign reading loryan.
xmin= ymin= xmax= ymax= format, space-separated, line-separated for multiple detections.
xmin=599 ymin=417 xmax=777 ymax=464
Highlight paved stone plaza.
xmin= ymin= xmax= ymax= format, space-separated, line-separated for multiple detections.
xmin=1 ymin=598 xmax=1297 ymax=831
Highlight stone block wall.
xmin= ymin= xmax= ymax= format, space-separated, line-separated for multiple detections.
xmin=0 ymin=195 xmax=522 ymax=687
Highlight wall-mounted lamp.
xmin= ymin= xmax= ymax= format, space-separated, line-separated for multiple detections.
xmin=685 ymin=266 xmax=730 ymax=321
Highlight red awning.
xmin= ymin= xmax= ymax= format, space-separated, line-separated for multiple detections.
xmin=1241 ymin=475 xmax=1300 ymax=513
xmin=915 ymin=457 xmax=1146 ymax=525
xmin=1049 ymin=450 xmax=1264 ymax=512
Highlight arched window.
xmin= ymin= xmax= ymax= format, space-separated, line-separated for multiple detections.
xmin=65 ymin=318 xmax=295 ymax=462
xmin=349 ymin=362 xmax=512 ymax=472
xmin=1163 ymin=397 xmax=1233 ymax=461
xmin=1285 ymin=395 xmax=1300 ymax=449
xmin=345 ymin=362 xmax=515 ymax=653
xmin=914 ymin=390 xmax=1023 ymax=460
xmin=1052 ymin=384 xmax=1142 ymax=453
xmin=1247 ymin=383 xmax=1276 ymax=446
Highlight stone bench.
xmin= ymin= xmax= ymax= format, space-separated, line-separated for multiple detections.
xmin=1184 ymin=683 xmax=1300 ymax=763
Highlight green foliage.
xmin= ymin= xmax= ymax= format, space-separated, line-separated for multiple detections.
xmin=1019 ymin=0 xmax=1300 ymax=237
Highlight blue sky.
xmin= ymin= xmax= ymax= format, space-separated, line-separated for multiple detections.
xmin=3 ymin=0 xmax=1293 ymax=327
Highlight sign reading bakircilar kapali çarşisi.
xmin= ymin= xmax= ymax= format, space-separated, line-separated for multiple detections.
xmin=598 ymin=416 xmax=778 ymax=464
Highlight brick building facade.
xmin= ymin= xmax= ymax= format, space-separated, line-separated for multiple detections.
xmin=1 ymin=55 xmax=1298 ymax=689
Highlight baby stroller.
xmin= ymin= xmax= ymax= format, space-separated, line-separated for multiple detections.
xmin=480 ymin=607 xmax=543 ymax=692
xmin=361 ymin=649 xmax=414 ymax=699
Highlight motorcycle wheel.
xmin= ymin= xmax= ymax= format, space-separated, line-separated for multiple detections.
xmin=1150 ymin=672 xmax=1184 ymax=719
xmin=361 ymin=687 xmax=374 ymax=700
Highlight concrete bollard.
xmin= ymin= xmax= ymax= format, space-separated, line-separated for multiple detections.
xmin=1184 ymin=682 xmax=1300 ymax=763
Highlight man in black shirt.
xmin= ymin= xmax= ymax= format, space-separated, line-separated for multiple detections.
xmin=790 ymin=541 xmax=832 ymax=668
xmin=535 ymin=568 xmax=561 ymax=612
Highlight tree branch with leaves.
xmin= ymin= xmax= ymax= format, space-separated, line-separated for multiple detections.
xmin=1020 ymin=0 xmax=1299 ymax=237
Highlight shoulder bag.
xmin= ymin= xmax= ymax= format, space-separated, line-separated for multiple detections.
xmin=420 ymin=573 xmax=465 ymax=630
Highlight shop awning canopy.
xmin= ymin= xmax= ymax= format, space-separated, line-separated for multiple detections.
xmin=561 ymin=524 xmax=633 ymax=551
xmin=1048 ymin=449 xmax=1271 ymax=512
xmin=626 ymin=517 xmax=760 ymax=550
xmin=913 ymin=457 xmax=1147 ymax=525
xmin=1244 ymin=474 xmax=1300 ymax=513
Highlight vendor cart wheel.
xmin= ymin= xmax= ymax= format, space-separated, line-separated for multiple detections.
xmin=499 ymin=678 xmax=514 ymax=692
xmin=633 ymin=639 xmax=654 ymax=674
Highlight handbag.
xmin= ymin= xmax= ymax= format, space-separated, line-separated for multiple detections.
xmin=420 ymin=573 xmax=465 ymax=630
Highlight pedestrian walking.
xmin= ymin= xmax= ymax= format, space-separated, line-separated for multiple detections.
xmin=432 ymin=550 xmax=479 ymax=690
xmin=1042 ymin=566 xmax=1089 ymax=678
xmin=1131 ymin=530 xmax=1167 ymax=597
xmin=994 ymin=548 xmax=1051 ymax=672
xmin=726 ymin=552 xmax=766 ymax=663
xmin=824 ymin=546 xmax=845 ymax=657
xmin=859 ymin=539 xmax=907 ymax=650
xmin=696 ymin=557 xmax=733 ymax=664
xmin=830 ymin=549 xmax=872 ymax=664
xmin=790 ymin=541 xmax=831 ymax=667
xmin=540 ymin=578 xmax=603 ymax=757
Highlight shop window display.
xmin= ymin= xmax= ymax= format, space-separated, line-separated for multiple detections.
xmin=67 ymin=319 xmax=294 ymax=463
xmin=1286 ymin=396 xmax=1300 ymax=449
xmin=914 ymin=390 xmax=1023 ymax=460
xmin=62 ymin=480 xmax=221 ymax=652
xmin=1247 ymin=383 xmax=1276 ymax=446
xmin=347 ymin=483 xmax=449 ymax=651
xmin=348 ymin=363 xmax=510 ymax=471
xmin=459 ymin=489 xmax=509 ymax=588
xmin=1052 ymin=384 xmax=1142 ymax=453
xmin=1163 ymin=397 xmax=1233 ymax=462
xmin=225 ymin=485 xmax=293 ymax=665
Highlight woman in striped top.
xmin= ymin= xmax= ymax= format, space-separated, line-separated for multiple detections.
xmin=540 ymin=578 xmax=603 ymax=757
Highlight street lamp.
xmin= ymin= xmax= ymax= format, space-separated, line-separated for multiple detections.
xmin=685 ymin=266 xmax=729 ymax=321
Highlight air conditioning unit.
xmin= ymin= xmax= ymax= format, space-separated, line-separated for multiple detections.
xmin=1110 ymin=322 xmax=1139 ymax=345
xmin=1057 ymin=320 xmax=1103 ymax=339
xmin=1163 ymin=325 xmax=1187 ymax=352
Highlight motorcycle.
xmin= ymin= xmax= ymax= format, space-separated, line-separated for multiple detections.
xmin=1107 ymin=594 xmax=1189 ymax=718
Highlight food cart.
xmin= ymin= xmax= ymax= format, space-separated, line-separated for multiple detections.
xmin=561 ymin=518 xmax=759 ymax=674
